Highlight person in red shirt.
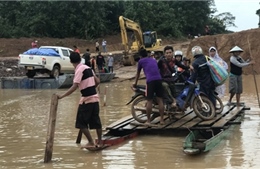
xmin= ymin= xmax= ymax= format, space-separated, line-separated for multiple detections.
xmin=31 ymin=40 xmax=38 ymax=48
xmin=73 ymin=45 xmax=80 ymax=54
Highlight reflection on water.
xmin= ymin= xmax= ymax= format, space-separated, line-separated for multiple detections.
xmin=0 ymin=76 xmax=260 ymax=169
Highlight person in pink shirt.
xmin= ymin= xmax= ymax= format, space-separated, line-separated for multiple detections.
xmin=58 ymin=52 xmax=102 ymax=149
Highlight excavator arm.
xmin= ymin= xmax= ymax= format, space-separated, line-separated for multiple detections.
xmin=119 ymin=16 xmax=144 ymax=53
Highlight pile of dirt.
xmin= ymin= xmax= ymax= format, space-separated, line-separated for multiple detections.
xmin=186 ymin=28 xmax=260 ymax=75
xmin=0 ymin=36 xmax=124 ymax=57
xmin=0 ymin=58 xmax=26 ymax=77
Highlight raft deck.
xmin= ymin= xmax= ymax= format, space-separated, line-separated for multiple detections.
xmin=97 ymin=103 xmax=249 ymax=146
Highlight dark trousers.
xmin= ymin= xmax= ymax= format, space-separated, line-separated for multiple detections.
xmin=108 ymin=66 xmax=113 ymax=73
xmin=199 ymin=85 xmax=216 ymax=107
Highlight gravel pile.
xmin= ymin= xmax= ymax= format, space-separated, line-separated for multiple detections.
xmin=0 ymin=59 xmax=26 ymax=77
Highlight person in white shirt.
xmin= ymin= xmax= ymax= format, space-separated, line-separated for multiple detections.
xmin=107 ymin=53 xmax=114 ymax=73
xmin=102 ymin=39 xmax=107 ymax=53
xmin=95 ymin=41 xmax=99 ymax=52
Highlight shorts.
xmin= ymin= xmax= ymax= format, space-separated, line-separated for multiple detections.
xmin=75 ymin=102 xmax=102 ymax=129
xmin=229 ymin=74 xmax=242 ymax=94
xmin=146 ymin=80 xmax=164 ymax=100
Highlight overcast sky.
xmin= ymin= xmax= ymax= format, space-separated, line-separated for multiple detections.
xmin=214 ymin=0 xmax=260 ymax=32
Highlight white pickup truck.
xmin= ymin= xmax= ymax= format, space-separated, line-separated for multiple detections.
xmin=18 ymin=46 xmax=82 ymax=78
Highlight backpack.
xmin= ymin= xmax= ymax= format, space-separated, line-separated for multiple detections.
xmin=205 ymin=55 xmax=228 ymax=86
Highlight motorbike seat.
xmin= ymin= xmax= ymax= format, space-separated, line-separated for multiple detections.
xmin=135 ymin=85 xmax=146 ymax=89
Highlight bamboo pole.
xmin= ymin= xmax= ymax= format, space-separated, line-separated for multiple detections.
xmin=247 ymin=36 xmax=260 ymax=108
xmin=44 ymin=94 xmax=59 ymax=163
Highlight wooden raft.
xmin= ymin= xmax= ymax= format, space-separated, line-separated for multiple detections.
xmin=105 ymin=103 xmax=248 ymax=133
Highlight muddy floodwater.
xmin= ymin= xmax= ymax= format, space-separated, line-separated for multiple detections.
xmin=0 ymin=75 xmax=260 ymax=169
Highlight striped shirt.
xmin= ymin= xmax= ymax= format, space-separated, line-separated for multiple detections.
xmin=74 ymin=63 xmax=99 ymax=104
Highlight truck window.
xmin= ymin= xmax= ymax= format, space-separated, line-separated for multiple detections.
xmin=68 ymin=49 xmax=73 ymax=55
xmin=61 ymin=49 xmax=69 ymax=57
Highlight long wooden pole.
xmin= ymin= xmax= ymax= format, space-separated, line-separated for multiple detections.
xmin=44 ymin=94 xmax=59 ymax=163
xmin=247 ymin=36 xmax=260 ymax=108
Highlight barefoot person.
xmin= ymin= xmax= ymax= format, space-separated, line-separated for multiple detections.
xmin=133 ymin=48 xmax=165 ymax=125
xmin=57 ymin=52 xmax=102 ymax=148
xmin=228 ymin=46 xmax=254 ymax=107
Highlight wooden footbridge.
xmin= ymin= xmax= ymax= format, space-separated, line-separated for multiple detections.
xmin=100 ymin=103 xmax=249 ymax=146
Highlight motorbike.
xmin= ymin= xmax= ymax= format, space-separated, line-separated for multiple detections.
xmin=173 ymin=72 xmax=224 ymax=114
xmin=126 ymin=74 xmax=223 ymax=123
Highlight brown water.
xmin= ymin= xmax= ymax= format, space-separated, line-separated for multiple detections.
xmin=0 ymin=75 xmax=260 ymax=169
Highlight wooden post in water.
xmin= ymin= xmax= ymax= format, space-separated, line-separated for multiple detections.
xmin=44 ymin=94 xmax=59 ymax=163
xmin=103 ymin=86 xmax=108 ymax=106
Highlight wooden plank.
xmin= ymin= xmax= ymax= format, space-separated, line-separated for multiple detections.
xmin=122 ymin=115 xmax=148 ymax=130
xmin=106 ymin=114 xmax=134 ymax=129
xmin=154 ymin=110 xmax=194 ymax=129
xmin=173 ymin=109 xmax=193 ymax=120
xmin=211 ymin=106 xmax=244 ymax=128
xmin=125 ymin=112 xmax=167 ymax=130
xmin=220 ymin=105 xmax=235 ymax=115
xmin=112 ymin=114 xmax=147 ymax=130
xmin=134 ymin=106 xmax=160 ymax=113
xmin=107 ymin=114 xmax=146 ymax=130
xmin=180 ymin=117 xmax=203 ymax=129
xmin=166 ymin=113 xmax=196 ymax=129
xmin=134 ymin=109 xmax=194 ymax=130
xmin=198 ymin=105 xmax=235 ymax=126
xmin=133 ymin=116 xmax=171 ymax=130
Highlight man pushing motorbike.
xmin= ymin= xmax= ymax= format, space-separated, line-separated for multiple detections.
xmin=133 ymin=48 xmax=165 ymax=125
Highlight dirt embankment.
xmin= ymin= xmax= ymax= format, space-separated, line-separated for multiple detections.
xmin=0 ymin=29 xmax=259 ymax=78
xmin=0 ymin=35 xmax=179 ymax=78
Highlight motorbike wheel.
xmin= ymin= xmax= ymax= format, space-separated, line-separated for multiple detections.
xmin=131 ymin=96 xmax=148 ymax=123
xmin=193 ymin=95 xmax=216 ymax=120
xmin=215 ymin=96 xmax=224 ymax=114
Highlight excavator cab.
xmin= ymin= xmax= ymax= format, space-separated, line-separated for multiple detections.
xmin=143 ymin=31 xmax=157 ymax=48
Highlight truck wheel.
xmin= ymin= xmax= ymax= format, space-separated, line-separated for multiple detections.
xmin=50 ymin=65 xmax=60 ymax=78
xmin=26 ymin=70 xmax=36 ymax=78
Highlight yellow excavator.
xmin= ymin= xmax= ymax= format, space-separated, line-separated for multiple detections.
xmin=119 ymin=16 xmax=163 ymax=66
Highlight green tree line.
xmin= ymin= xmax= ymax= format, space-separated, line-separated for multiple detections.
xmin=0 ymin=0 xmax=235 ymax=39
